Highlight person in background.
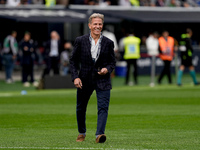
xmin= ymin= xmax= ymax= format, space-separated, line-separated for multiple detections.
xmin=32 ymin=0 xmax=44 ymax=4
xmin=88 ymin=0 xmax=117 ymax=5
xmin=60 ymin=41 xmax=72 ymax=76
xmin=118 ymin=0 xmax=131 ymax=6
xmin=158 ymin=30 xmax=175 ymax=84
xmin=165 ymin=0 xmax=180 ymax=6
xmin=71 ymin=0 xmax=87 ymax=4
xmin=141 ymin=35 xmax=147 ymax=46
xmin=0 ymin=42 xmax=2 ymax=70
xmin=45 ymin=0 xmax=56 ymax=7
xmin=6 ymin=0 xmax=20 ymax=6
xmin=177 ymin=28 xmax=199 ymax=86
xmin=140 ymin=0 xmax=150 ymax=6
xmin=19 ymin=32 xmax=38 ymax=87
xmin=155 ymin=0 xmax=165 ymax=6
xmin=120 ymin=29 xmax=141 ymax=86
xmin=102 ymin=25 xmax=120 ymax=60
xmin=2 ymin=31 xmax=18 ymax=83
xmin=70 ymin=13 xmax=116 ymax=143
xmin=42 ymin=31 xmax=62 ymax=78
xmin=130 ymin=0 xmax=140 ymax=6
xmin=146 ymin=31 xmax=159 ymax=87
xmin=0 ymin=0 xmax=6 ymax=4
xmin=181 ymin=0 xmax=198 ymax=7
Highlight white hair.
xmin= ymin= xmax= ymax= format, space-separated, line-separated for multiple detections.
xmin=88 ymin=13 xmax=104 ymax=24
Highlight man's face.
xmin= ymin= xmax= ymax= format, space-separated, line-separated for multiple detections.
xmin=64 ymin=42 xmax=71 ymax=49
xmin=153 ymin=33 xmax=159 ymax=38
xmin=12 ymin=32 xmax=17 ymax=38
xmin=88 ymin=17 xmax=103 ymax=37
xmin=163 ymin=31 xmax=169 ymax=38
xmin=51 ymin=31 xmax=58 ymax=40
xmin=188 ymin=31 xmax=193 ymax=38
xmin=24 ymin=34 xmax=30 ymax=41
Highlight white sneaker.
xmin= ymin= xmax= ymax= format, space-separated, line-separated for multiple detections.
xmin=23 ymin=82 xmax=30 ymax=87
xmin=32 ymin=81 xmax=39 ymax=87
xmin=149 ymin=83 xmax=155 ymax=87
xmin=6 ymin=79 xmax=12 ymax=84
xmin=128 ymin=81 xmax=134 ymax=86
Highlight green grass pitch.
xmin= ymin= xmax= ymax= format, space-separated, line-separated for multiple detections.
xmin=0 ymin=75 xmax=200 ymax=150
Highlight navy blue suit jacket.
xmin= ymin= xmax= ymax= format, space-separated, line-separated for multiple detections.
xmin=70 ymin=34 xmax=116 ymax=90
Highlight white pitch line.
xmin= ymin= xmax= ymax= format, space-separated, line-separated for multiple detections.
xmin=0 ymin=147 xmax=136 ymax=150
xmin=0 ymin=93 xmax=12 ymax=97
xmin=0 ymin=147 xmax=103 ymax=150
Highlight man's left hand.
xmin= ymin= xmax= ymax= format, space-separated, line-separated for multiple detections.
xmin=98 ymin=68 xmax=108 ymax=75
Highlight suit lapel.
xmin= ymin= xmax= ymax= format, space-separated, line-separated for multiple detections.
xmin=97 ymin=36 xmax=106 ymax=60
xmin=85 ymin=35 xmax=106 ymax=64
xmin=84 ymin=34 xmax=93 ymax=60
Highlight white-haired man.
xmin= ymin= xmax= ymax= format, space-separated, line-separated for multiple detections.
xmin=70 ymin=13 xmax=116 ymax=143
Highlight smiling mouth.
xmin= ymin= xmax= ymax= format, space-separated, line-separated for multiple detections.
xmin=95 ymin=29 xmax=101 ymax=31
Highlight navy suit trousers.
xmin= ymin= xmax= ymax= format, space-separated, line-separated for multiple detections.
xmin=76 ymin=86 xmax=110 ymax=135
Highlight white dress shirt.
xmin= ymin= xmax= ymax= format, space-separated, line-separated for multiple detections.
xmin=146 ymin=35 xmax=159 ymax=56
xmin=49 ymin=39 xmax=59 ymax=57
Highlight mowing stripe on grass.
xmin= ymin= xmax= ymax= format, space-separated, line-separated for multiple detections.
xmin=0 ymin=147 xmax=103 ymax=150
xmin=0 ymin=148 xmax=133 ymax=150
xmin=0 ymin=93 xmax=13 ymax=97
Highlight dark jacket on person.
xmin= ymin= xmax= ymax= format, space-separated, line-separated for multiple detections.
xmin=70 ymin=34 xmax=116 ymax=90
xmin=43 ymin=40 xmax=62 ymax=60
xmin=19 ymin=39 xmax=36 ymax=65
xmin=179 ymin=33 xmax=193 ymax=59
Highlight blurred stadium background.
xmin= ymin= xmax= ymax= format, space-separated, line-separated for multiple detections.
xmin=1 ymin=4 xmax=200 ymax=81
xmin=0 ymin=3 xmax=200 ymax=150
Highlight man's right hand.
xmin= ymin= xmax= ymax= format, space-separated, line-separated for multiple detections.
xmin=74 ymin=78 xmax=82 ymax=89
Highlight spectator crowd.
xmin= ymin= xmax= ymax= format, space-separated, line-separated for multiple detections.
xmin=0 ymin=0 xmax=200 ymax=7
xmin=0 ymin=30 xmax=73 ymax=87
xmin=0 ymin=26 xmax=199 ymax=87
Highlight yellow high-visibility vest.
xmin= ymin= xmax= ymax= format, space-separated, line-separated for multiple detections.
xmin=130 ymin=0 xmax=140 ymax=6
xmin=123 ymin=36 xmax=141 ymax=59
xmin=45 ymin=0 xmax=56 ymax=7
